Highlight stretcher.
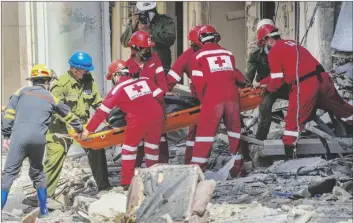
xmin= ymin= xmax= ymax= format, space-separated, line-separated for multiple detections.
xmin=70 ymin=87 xmax=265 ymax=149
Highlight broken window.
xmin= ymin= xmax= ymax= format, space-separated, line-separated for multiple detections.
xmin=260 ymin=2 xmax=276 ymax=21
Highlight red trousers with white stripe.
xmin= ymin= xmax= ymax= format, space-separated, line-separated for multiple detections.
xmin=191 ymin=89 xmax=242 ymax=170
xmin=134 ymin=134 xmax=169 ymax=168
xmin=185 ymin=84 xmax=198 ymax=164
xmin=283 ymin=72 xmax=353 ymax=146
xmin=121 ymin=118 xmax=164 ymax=186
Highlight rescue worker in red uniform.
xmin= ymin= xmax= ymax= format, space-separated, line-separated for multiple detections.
xmin=166 ymin=25 xmax=203 ymax=164
xmin=125 ymin=30 xmax=171 ymax=166
xmin=79 ymin=60 xmax=165 ymax=187
xmin=106 ymin=59 xmax=124 ymax=86
xmin=257 ymin=20 xmax=353 ymax=157
xmin=190 ymin=25 xmax=249 ymax=177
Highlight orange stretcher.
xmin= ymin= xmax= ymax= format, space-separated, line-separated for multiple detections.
xmin=70 ymin=87 xmax=265 ymax=149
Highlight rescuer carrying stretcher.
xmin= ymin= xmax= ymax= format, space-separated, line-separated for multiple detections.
xmin=79 ymin=60 xmax=166 ymax=188
xmin=257 ymin=19 xmax=353 ymax=158
xmin=189 ymin=25 xmax=251 ymax=178
xmin=1 ymin=64 xmax=83 ymax=218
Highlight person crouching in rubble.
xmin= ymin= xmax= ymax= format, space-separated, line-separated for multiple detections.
xmin=257 ymin=20 xmax=353 ymax=158
xmin=189 ymin=25 xmax=251 ymax=178
xmin=79 ymin=60 xmax=165 ymax=188
xmin=1 ymin=64 xmax=83 ymax=217
xmin=246 ymin=19 xmax=290 ymax=141
xmin=125 ymin=30 xmax=176 ymax=167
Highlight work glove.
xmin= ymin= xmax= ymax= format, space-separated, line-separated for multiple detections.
xmin=3 ymin=138 xmax=10 ymax=150
xmin=165 ymin=92 xmax=180 ymax=96
xmin=252 ymin=81 xmax=261 ymax=89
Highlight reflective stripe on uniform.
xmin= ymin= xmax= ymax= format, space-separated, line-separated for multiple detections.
xmin=186 ymin=141 xmax=195 ymax=146
xmin=341 ymin=115 xmax=353 ymax=122
xmin=270 ymin=73 xmax=284 ymax=79
xmin=5 ymin=109 xmax=15 ymax=114
xmin=99 ymin=104 xmax=112 ymax=113
xmin=284 ymin=130 xmax=299 ymax=137
xmin=122 ymin=144 xmax=137 ymax=152
xmin=156 ymin=66 xmax=164 ymax=74
xmin=153 ymin=88 xmax=163 ymax=97
xmin=195 ymin=137 xmax=214 ymax=142
xmin=191 ymin=157 xmax=208 ymax=163
xmin=122 ymin=154 xmax=137 ymax=160
xmin=4 ymin=114 xmax=15 ymax=120
xmin=228 ymin=131 xmax=241 ymax=139
xmin=192 ymin=70 xmax=203 ymax=77
xmin=144 ymin=142 xmax=159 ymax=150
xmin=145 ymin=154 xmax=159 ymax=161
xmin=196 ymin=49 xmax=233 ymax=60
xmin=168 ymin=70 xmax=181 ymax=81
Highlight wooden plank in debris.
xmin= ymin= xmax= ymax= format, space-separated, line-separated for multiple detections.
xmin=261 ymin=139 xmax=326 ymax=156
xmin=21 ymin=207 xmax=39 ymax=223
xmin=260 ymin=138 xmax=352 ymax=157
xmin=217 ymin=133 xmax=264 ymax=146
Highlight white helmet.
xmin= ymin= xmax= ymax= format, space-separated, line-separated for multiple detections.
xmin=256 ymin=19 xmax=275 ymax=32
xmin=136 ymin=1 xmax=157 ymax=11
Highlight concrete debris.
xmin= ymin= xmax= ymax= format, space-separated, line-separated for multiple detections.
xmin=330 ymin=1 xmax=353 ymax=52
xmin=88 ymin=192 xmax=127 ymax=223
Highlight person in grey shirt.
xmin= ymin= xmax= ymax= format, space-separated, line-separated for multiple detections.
xmin=1 ymin=64 xmax=83 ymax=218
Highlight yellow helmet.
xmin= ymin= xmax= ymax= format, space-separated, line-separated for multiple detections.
xmin=26 ymin=64 xmax=57 ymax=80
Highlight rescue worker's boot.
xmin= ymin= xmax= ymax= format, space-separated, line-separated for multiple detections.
xmin=37 ymin=188 xmax=49 ymax=217
xmin=284 ymin=145 xmax=295 ymax=160
xmin=1 ymin=189 xmax=9 ymax=210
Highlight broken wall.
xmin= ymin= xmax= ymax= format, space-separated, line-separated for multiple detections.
xmin=299 ymin=2 xmax=335 ymax=71
xmin=46 ymin=2 xmax=108 ymax=95
xmin=245 ymin=2 xmax=295 ymax=65
xmin=1 ymin=2 xmax=31 ymax=105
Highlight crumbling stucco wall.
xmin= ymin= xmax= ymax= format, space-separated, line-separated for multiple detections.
xmin=245 ymin=1 xmax=336 ymax=72
xmin=245 ymin=2 xmax=295 ymax=71
xmin=299 ymin=2 xmax=335 ymax=71
xmin=1 ymin=2 xmax=31 ymax=105
xmin=245 ymin=2 xmax=260 ymax=62
xmin=274 ymin=2 xmax=295 ymax=40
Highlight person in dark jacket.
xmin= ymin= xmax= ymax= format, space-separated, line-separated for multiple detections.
xmin=120 ymin=1 xmax=176 ymax=74
xmin=1 ymin=64 xmax=83 ymax=218
xmin=245 ymin=19 xmax=289 ymax=140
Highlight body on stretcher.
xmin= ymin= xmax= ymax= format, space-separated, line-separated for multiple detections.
xmin=70 ymin=87 xmax=265 ymax=150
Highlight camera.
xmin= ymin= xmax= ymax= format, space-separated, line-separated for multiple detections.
xmin=138 ymin=13 xmax=149 ymax=25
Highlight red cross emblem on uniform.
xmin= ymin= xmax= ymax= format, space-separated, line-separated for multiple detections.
xmin=214 ymin=57 xmax=226 ymax=67
xmin=132 ymin=84 xmax=143 ymax=93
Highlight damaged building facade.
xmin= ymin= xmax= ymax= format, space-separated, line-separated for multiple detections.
xmin=1 ymin=1 xmax=353 ymax=222
xmin=2 ymin=1 xmax=351 ymax=101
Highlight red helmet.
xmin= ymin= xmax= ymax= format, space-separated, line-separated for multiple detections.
xmin=106 ymin=59 xmax=128 ymax=80
xmin=198 ymin=25 xmax=220 ymax=44
xmin=256 ymin=19 xmax=279 ymax=43
xmin=127 ymin=30 xmax=155 ymax=48
xmin=187 ymin=25 xmax=202 ymax=46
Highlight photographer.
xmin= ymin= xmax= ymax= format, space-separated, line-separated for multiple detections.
xmin=120 ymin=1 xmax=176 ymax=74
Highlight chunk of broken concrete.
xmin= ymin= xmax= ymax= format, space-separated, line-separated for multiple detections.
xmin=308 ymin=178 xmax=337 ymax=196
xmin=332 ymin=186 xmax=353 ymax=202
xmin=192 ymin=180 xmax=216 ymax=216
xmin=88 ymin=192 xmax=127 ymax=223
xmin=129 ymin=164 xmax=204 ymax=222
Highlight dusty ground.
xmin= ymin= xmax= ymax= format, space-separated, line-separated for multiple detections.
xmin=1 ymin=135 xmax=352 ymax=222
